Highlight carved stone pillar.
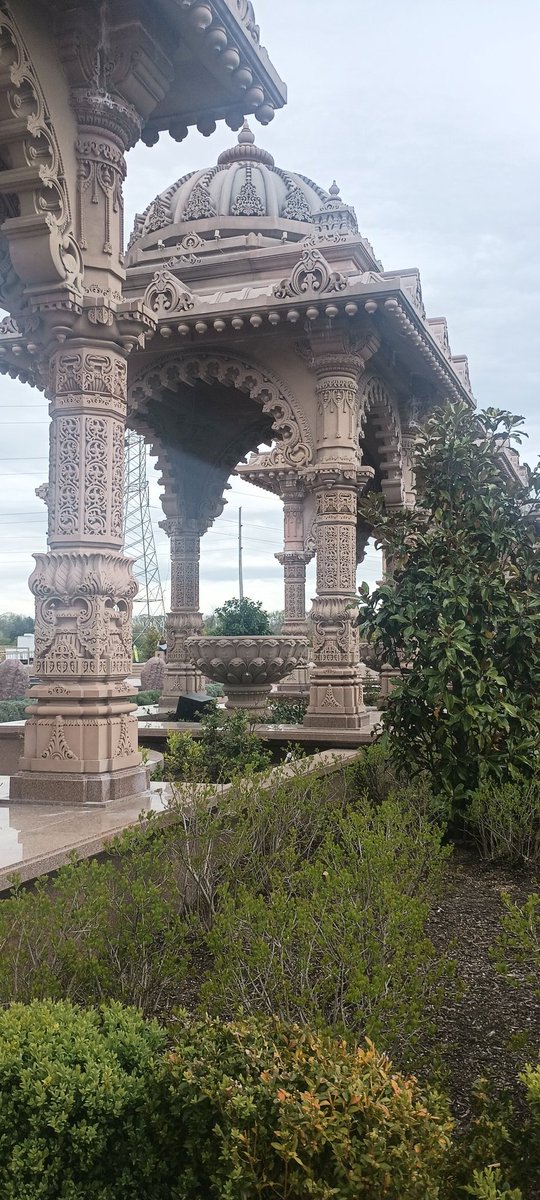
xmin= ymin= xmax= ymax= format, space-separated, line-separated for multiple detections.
xmin=303 ymin=345 xmax=374 ymax=729
xmin=9 ymin=79 xmax=151 ymax=804
xmin=275 ymin=484 xmax=310 ymax=636
xmin=10 ymin=342 xmax=146 ymax=805
xmin=160 ymin=519 xmax=204 ymax=707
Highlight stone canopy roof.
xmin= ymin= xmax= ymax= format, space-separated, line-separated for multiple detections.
xmin=128 ymin=124 xmax=359 ymax=249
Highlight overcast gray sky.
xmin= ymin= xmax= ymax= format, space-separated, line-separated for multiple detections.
xmin=1 ymin=0 xmax=539 ymax=618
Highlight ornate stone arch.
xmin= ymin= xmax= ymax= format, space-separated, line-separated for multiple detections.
xmin=129 ymin=350 xmax=314 ymax=471
xmin=0 ymin=1 xmax=81 ymax=320
xmin=362 ymin=373 xmax=404 ymax=509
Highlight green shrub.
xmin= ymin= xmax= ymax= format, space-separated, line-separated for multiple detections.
xmin=0 ymin=698 xmax=28 ymax=721
xmin=356 ymin=403 xmax=540 ymax=813
xmin=493 ymin=892 xmax=540 ymax=994
xmin=157 ymin=1013 xmax=454 ymax=1200
xmin=201 ymin=793 xmax=452 ymax=1061
xmin=132 ymin=689 xmax=160 ymax=707
xmin=163 ymin=708 xmax=271 ymax=784
xmin=0 ymin=999 xmax=166 ymax=1200
xmin=204 ymin=680 xmax=224 ymax=697
xmin=466 ymin=776 xmax=540 ymax=865
xmin=0 ymin=827 xmax=195 ymax=1015
xmin=267 ymin=696 xmax=308 ymax=724
xmin=213 ymin=596 xmax=271 ymax=635
xmin=362 ymin=675 xmax=381 ymax=706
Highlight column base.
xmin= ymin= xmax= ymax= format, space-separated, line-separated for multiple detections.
xmin=159 ymin=665 xmax=205 ymax=712
xmin=274 ymin=664 xmax=312 ymax=698
xmin=304 ymin=674 xmax=370 ymax=730
xmin=9 ymin=764 xmax=150 ymax=807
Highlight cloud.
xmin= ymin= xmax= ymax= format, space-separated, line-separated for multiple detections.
xmin=0 ymin=0 xmax=535 ymax=613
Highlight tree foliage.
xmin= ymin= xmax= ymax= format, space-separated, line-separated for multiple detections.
xmin=213 ymin=596 xmax=272 ymax=636
xmin=357 ymin=402 xmax=540 ymax=810
xmin=0 ymin=612 xmax=34 ymax=646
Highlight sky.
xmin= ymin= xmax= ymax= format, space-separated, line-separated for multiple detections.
xmin=1 ymin=0 xmax=539 ymax=618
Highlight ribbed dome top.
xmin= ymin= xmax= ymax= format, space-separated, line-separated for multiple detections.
xmin=129 ymin=124 xmax=358 ymax=246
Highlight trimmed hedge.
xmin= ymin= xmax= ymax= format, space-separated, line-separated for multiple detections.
xmin=0 ymin=1000 xmax=166 ymax=1200
xmin=0 ymin=1001 xmax=454 ymax=1200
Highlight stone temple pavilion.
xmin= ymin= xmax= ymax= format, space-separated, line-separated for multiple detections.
xmin=0 ymin=0 xmax=472 ymax=807
xmin=123 ymin=123 xmax=473 ymax=727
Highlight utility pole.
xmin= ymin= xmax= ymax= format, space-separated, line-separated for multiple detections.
xmin=238 ymin=506 xmax=244 ymax=600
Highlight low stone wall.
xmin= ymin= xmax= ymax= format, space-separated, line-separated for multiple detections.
xmin=0 ymin=722 xmax=24 ymax=776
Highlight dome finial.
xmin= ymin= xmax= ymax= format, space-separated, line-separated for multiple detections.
xmin=238 ymin=121 xmax=256 ymax=146
xmin=329 ymin=179 xmax=341 ymax=197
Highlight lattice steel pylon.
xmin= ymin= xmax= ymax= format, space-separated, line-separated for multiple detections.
xmin=124 ymin=430 xmax=166 ymax=637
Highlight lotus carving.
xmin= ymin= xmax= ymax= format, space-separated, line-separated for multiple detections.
xmin=185 ymin=635 xmax=309 ymax=715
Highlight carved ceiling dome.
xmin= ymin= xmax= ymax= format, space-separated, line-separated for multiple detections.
xmin=128 ymin=123 xmax=358 ymax=248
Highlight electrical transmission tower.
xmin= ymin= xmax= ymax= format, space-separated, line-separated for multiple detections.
xmin=124 ymin=430 xmax=166 ymax=637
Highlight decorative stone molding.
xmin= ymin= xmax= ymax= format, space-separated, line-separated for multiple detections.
xmin=143 ymin=269 xmax=196 ymax=319
xmin=30 ymin=549 xmax=137 ymax=680
xmin=47 ymin=345 xmax=128 ymax=549
xmin=362 ymin=374 xmax=404 ymax=509
xmin=274 ymin=247 xmax=348 ymax=300
xmin=185 ymin=634 xmax=309 ymax=716
xmin=130 ymin=352 xmax=313 ymax=471
xmin=0 ymin=2 xmax=82 ymax=313
xmin=76 ymin=136 xmax=126 ymax=257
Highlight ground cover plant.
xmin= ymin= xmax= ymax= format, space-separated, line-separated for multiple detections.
xmin=1 ymin=746 xmax=540 ymax=1195
xmin=0 ymin=758 xmax=451 ymax=1066
xmin=357 ymin=402 xmax=540 ymax=813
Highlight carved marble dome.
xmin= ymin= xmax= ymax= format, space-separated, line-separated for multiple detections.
xmin=128 ymin=123 xmax=358 ymax=249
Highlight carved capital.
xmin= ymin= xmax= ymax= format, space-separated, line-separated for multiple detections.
xmin=29 ymin=550 xmax=137 ymax=681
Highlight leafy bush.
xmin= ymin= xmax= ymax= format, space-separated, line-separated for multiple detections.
xmin=362 ymin=674 xmax=381 ymax=706
xmin=466 ymin=776 xmax=540 ymax=865
xmin=204 ymin=680 xmax=224 ymax=697
xmin=494 ymin=892 xmax=540 ymax=994
xmin=213 ymin=596 xmax=271 ymax=635
xmin=156 ymin=1014 xmax=454 ymax=1200
xmin=130 ymin=689 xmax=160 ymax=707
xmin=202 ymin=792 xmax=452 ymax=1061
xmin=356 ymin=403 xmax=540 ymax=813
xmin=0 ymin=760 xmax=451 ymax=1066
xmin=163 ymin=708 xmax=271 ymax=784
xmin=267 ymin=696 xmax=308 ymax=724
xmin=0 ymin=828 xmax=195 ymax=1015
xmin=0 ymin=999 xmax=166 ymax=1200
xmin=0 ymin=698 xmax=28 ymax=722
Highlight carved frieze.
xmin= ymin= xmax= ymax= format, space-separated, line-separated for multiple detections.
xmin=76 ymin=137 xmax=126 ymax=256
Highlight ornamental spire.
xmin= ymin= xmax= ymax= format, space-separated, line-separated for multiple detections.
xmin=218 ymin=121 xmax=275 ymax=167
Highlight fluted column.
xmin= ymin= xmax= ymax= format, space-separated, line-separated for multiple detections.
xmin=160 ymin=519 xmax=204 ymax=706
xmin=304 ymin=345 xmax=373 ymax=729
